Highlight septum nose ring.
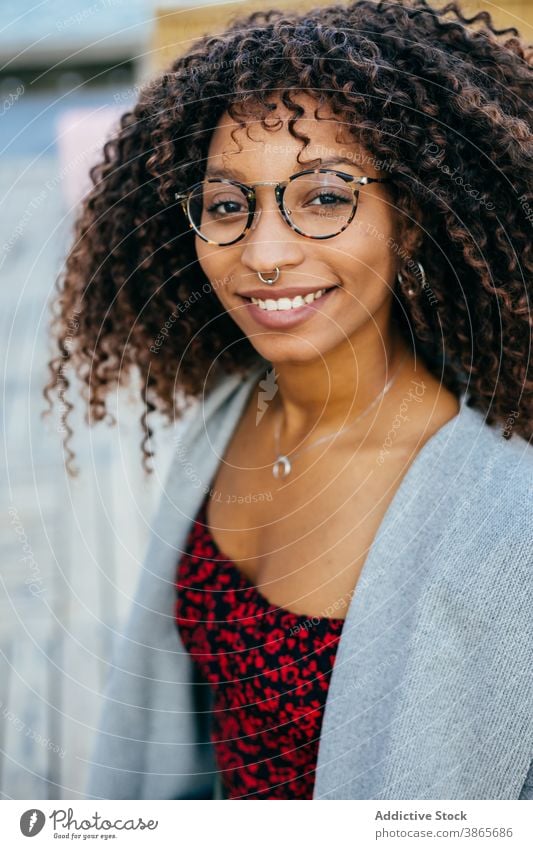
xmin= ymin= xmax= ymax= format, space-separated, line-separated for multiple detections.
xmin=257 ymin=267 xmax=280 ymax=285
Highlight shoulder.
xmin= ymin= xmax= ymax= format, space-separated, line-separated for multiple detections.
xmin=433 ymin=396 xmax=532 ymax=492
xmin=462 ymin=404 xmax=532 ymax=515
xmin=403 ymin=397 xmax=532 ymax=561
xmin=436 ymin=401 xmax=532 ymax=568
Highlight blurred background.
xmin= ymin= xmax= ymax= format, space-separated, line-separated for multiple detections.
xmin=0 ymin=0 xmax=531 ymax=800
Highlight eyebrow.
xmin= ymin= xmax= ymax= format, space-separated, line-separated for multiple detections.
xmin=204 ymin=156 xmax=366 ymax=181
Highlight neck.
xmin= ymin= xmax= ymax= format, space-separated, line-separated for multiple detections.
xmin=267 ymin=321 xmax=412 ymax=444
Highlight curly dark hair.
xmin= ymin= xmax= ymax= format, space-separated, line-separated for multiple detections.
xmin=43 ymin=0 xmax=533 ymax=474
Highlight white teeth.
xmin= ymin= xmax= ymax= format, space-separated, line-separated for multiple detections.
xmin=250 ymin=288 xmax=331 ymax=310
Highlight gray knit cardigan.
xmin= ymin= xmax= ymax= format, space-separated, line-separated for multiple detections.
xmin=86 ymin=358 xmax=533 ymax=799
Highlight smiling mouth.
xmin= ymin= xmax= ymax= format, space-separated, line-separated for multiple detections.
xmin=241 ymin=286 xmax=339 ymax=311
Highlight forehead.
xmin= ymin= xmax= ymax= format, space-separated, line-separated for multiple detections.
xmin=206 ymin=94 xmax=362 ymax=170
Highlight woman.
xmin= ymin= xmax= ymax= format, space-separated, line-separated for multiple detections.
xmin=45 ymin=0 xmax=533 ymax=799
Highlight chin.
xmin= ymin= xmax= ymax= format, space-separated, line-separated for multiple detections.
xmin=247 ymin=333 xmax=341 ymax=365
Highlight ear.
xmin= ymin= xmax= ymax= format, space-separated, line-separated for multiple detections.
xmin=391 ymin=208 xmax=425 ymax=274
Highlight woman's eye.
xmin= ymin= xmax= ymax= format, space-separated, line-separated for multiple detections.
xmin=206 ymin=199 xmax=246 ymax=216
xmin=308 ymin=191 xmax=351 ymax=206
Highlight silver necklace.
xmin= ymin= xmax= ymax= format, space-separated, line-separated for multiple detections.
xmin=272 ymin=350 xmax=409 ymax=480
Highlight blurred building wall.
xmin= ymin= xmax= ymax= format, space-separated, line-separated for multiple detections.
xmin=147 ymin=0 xmax=533 ymax=75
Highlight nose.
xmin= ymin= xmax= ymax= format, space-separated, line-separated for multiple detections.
xmin=240 ymin=187 xmax=303 ymax=274
xmin=248 ymin=185 xmax=284 ymax=235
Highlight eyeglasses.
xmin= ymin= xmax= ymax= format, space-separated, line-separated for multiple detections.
xmin=174 ymin=168 xmax=393 ymax=245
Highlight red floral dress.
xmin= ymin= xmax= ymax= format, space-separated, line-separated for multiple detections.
xmin=175 ymin=493 xmax=345 ymax=800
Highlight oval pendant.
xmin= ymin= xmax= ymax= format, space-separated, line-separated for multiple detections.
xmin=272 ymin=455 xmax=291 ymax=479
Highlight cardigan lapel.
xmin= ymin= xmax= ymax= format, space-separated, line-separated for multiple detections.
xmin=312 ymin=396 xmax=468 ymax=798
xmin=86 ymin=361 xmax=267 ymax=800
xmin=313 ymin=397 xmax=533 ymax=799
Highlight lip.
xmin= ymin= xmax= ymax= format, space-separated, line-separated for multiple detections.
xmin=240 ymin=286 xmax=340 ymax=329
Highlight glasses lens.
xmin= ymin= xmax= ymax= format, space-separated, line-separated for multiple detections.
xmin=284 ymin=172 xmax=355 ymax=237
xmin=188 ymin=180 xmax=249 ymax=243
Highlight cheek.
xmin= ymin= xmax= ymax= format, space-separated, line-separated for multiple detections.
xmin=339 ymin=212 xmax=397 ymax=286
xmin=196 ymin=244 xmax=239 ymax=309
xmin=330 ymin=233 xmax=397 ymax=323
xmin=336 ymin=228 xmax=394 ymax=281
xmin=195 ymin=239 xmax=213 ymax=277
xmin=197 ymin=243 xmax=223 ymax=288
